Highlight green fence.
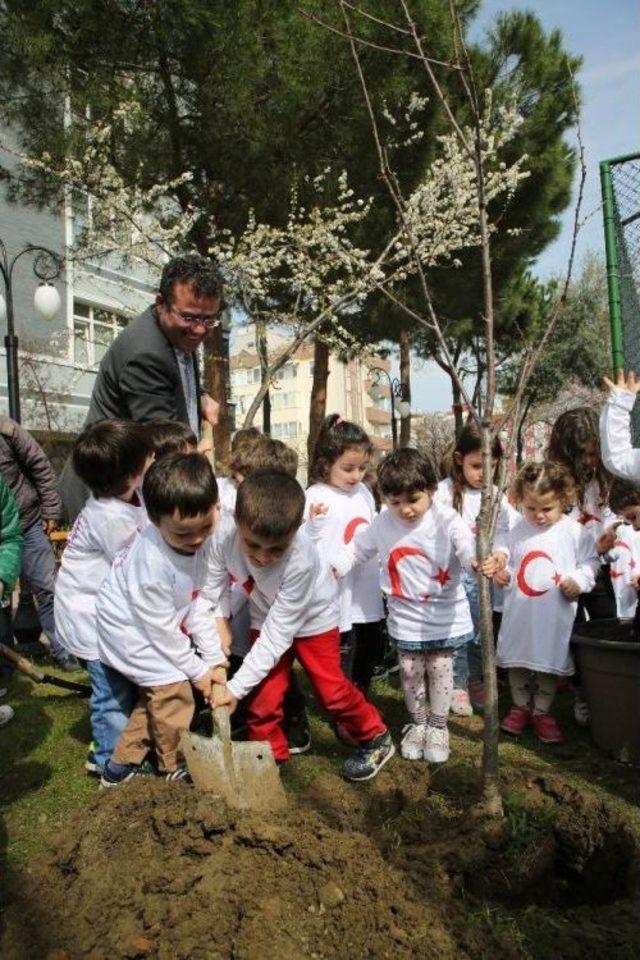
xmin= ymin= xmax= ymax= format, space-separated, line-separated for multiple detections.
xmin=601 ymin=151 xmax=640 ymax=439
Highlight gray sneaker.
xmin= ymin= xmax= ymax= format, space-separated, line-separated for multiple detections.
xmin=342 ymin=730 xmax=395 ymax=782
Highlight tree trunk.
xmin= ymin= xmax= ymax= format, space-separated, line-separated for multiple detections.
xmin=399 ymin=328 xmax=412 ymax=447
xmin=205 ymin=323 xmax=231 ymax=470
xmin=451 ymin=379 xmax=464 ymax=437
xmin=307 ymin=337 xmax=330 ymax=466
xmin=255 ymin=317 xmax=271 ymax=435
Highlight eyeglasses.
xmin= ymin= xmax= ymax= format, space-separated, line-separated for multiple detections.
xmin=169 ymin=307 xmax=221 ymax=330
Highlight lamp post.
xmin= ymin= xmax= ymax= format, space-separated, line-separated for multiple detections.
xmin=369 ymin=366 xmax=411 ymax=450
xmin=0 ymin=240 xmax=63 ymax=423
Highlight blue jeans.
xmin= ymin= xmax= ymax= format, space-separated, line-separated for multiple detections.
xmin=452 ymin=573 xmax=485 ymax=689
xmin=84 ymin=659 xmax=137 ymax=772
xmin=20 ymin=521 xmax=66 ymax=661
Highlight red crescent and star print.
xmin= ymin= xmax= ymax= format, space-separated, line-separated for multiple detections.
xmin=516 ymin=550 xmax=563 ymax=598
xmin=387 ymin=545 xmax=451 ymax=603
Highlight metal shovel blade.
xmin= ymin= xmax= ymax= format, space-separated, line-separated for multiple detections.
xmin=180 ymin=725 xmax=286 ymax=813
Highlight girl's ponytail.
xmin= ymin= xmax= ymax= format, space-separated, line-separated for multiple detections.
xmin=309 ymin=415 xmax=372 ymax=485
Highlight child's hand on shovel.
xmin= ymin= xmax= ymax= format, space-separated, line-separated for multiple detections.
xmin=211 ymin=683 xmax=238 ymax=715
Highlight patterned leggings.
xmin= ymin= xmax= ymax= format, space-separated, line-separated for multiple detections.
xmin=398 ymin=650 xmax=454 ymax=728
xmin=509 ymin=668 xmax=558 ymax=715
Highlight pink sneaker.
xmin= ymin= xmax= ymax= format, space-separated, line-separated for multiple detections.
xmin=450 ymin=689 xmax=473 ymax=717
xmin=531 ymin=712 xmax=563 ymax=744
xmin=500 ymin=706 xmax=531 ymax=736
xmin=468 ymin=681 xmax=485 ymax=711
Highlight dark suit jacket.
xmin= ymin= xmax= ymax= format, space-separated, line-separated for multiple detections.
xmin=60 ymin=306 xmax=201 ymax=520
xmin=85 ymin=305 xmax=200 ymax=425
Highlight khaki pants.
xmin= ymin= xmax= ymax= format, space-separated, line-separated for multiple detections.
xmin=112 ymin=680 xmax=195 ymax=772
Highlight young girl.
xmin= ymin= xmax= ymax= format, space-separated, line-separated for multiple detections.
xmin=435 ymin=423 xmax=511 ymax=716
xmin=334 ymin=448 xmax=500 ymax=764
xmin=306 ymin=415 xmax=384 ymax=695
xmin=496 ymin=461 xmax=599 ymax=744
xmin=548 ymin=407 xmax=619 ymax=723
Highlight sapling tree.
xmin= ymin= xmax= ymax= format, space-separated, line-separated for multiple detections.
xmin=327 ymin=0 xmax=586 ymax=814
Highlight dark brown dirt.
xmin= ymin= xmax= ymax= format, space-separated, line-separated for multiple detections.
xmin=2 ymin=764 xmax=638 ymax=960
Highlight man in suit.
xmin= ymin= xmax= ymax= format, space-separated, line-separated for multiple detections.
xmin=61 ymin=254 xmax=222 ymax=519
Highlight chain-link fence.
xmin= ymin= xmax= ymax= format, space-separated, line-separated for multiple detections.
xmin=601 ymin=152 xmax=640 ymax=440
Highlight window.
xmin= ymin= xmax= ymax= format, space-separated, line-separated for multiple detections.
xmin=271 ymin=391 xmax=297 ymax=411
xmin=231 ymin=369 xmax=247 ymax=387
xmin=73 ymin=300 xmax=128 ymax=368
xmin=272 ymin=421 xmax=299 ymax=440
xmin=275 ymin=364 xmax=297 ymax=381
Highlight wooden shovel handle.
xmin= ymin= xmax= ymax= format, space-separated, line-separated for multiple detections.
xmin=201 ymin=420 xmax=215 ymax=468
xmin=0 ymin=642 xmax=45 ymax=682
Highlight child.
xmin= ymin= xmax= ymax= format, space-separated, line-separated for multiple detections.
xmin=54 ymin=420 xmax=153 ymax=775
xmin=334 ymin=448 xmax=499 ymax=764
xmin=306 ymin=415 xmax=384 ymax=694
xmin=607 ymin=478 xmax=640 ymax=619
xmin=145 ymin=419 xmax=197 ymax=459
xmin=218 ymin=427 xmax=264 ymax=517
xmin=600 ymin=369 xmax=640 ymax=480
xmin=435 ymin=422 xmax=511 ymax=716
xmin=0 ymin=475 xmax=24 ymax=726
xmin=496 ymin=461 xmax=599 ymax=744
xmin=204 ymin=470 xmax=394 ymax=782
xmin=97 ymin=453 xmax=226 ymax=786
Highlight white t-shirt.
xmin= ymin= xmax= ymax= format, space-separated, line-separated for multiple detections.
xmin=496 ymin=515 xmax=599 ymax=676
xmin=305 ymin=482 xmax=383 ymax=631
xmin=54 ymin=495 xmax=147 ymax=661
xmin=217 ymin=476 xmax=237 ymax=518
xmin=334 ymin=504 xmax=475 ymax=643
xmin=609 ymin=524 xmax=640 ymax=619
xmin=565 ymin=479 xmax=616 ymax=545
xmin=199 ymin=516 xmax=339 ymax=700
xmin=96 ymin=524 xmax=224 ymax=687
xmin=434 ymin=478 xmax=511 ymax=552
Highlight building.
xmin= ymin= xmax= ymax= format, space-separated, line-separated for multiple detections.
xmin=230 ymin=328 xmax=392 ymax=476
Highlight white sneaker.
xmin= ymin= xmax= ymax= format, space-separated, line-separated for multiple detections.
xmin=424 ymin=725 xmax=450 ymax=763
xmin=574 ymin=698 xmax=590 ymax=726
xmin=0 ymin=704 xmax=14 ymax=726
xmin=400 ymin=723 xmax=427 ymax=760
xmin=450 ymin=689 xmax=473 ymax=717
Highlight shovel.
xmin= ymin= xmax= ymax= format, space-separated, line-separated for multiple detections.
xmin=0 ymin=641 xmax=91 ymax=695
xmin=181 ymin=696 xmax=286 ymax=812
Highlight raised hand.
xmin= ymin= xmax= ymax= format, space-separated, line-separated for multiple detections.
xmin=603 ymin=369 xmax=640 ymax=395
xmin=309 ymin=502 xmax=328 ymax=519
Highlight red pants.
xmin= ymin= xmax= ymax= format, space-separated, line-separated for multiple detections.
xmin=246 ymin=627 xmax=386 ymax=762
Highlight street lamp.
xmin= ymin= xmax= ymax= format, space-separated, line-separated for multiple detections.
xmin=0 ymin=241 xmax=63 ymax=423
xmin=369 ymin=366 xmax=411 ymax=449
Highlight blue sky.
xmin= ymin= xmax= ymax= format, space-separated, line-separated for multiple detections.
xmin=409 ymin=0 xmax=640 ymax=412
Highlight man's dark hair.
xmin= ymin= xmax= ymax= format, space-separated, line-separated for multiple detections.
xmin=377 ymin=447 xmax=437 ymax=497
xmin=609 ymin=478 xmax=640 ymax=514
xmin=143 ymin=452 xmax=218 ymax=523
xmin=235 ymin=470 xmax=304 ymax=539
xmin=145 ymin=419 xmax=197 ymax=460
xmin=158 ymin=254 xmax=223 ymax=306
xmin=73 ymin=420 xmax=153 ymax=499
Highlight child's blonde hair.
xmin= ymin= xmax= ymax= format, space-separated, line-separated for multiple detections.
xmin=512 ymin=460 xmax=575 ymax=510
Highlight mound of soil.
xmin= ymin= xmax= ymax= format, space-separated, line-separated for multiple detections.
xmin=2 ymin=765 xmax=638 ymax=960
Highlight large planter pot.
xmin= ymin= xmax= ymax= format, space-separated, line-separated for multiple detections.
xmin=572 ymin=619 xmax=640 ymax=766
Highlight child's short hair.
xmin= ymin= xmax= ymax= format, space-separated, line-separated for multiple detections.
xmin=235 ymin=470 xmax=304 ymax=540
xmin=377 ymin=448 xmax=437 ymax=497
xmin=228 ymin=430 xmax=267 ymax=477
xmin=235 ymin=436 xmax=298 ymax=479
xmin=143 ymin=452 xmax=218 ymax=524
xmin=73 ymin=420 xmax=153 ymax=499
xmin=309 ymin=414 xmax=372 ymax=484
xmin=231 ymin=426 xmax=263 ymax=453
xmin=512 ymin=460 xmax=575 ymax=508
xmin=145 ymin=419 xmax=197 ymax=460
xmin=609 ymin=478 xmax=640 ymax=515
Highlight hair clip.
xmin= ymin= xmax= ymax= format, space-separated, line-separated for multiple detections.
xmin=335 ymin=416 xmax=344 ymax=426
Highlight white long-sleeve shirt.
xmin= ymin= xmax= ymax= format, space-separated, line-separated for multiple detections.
xmin=496 ymin=515 xmax=599 ymax=676
xmin=333 ymin=504 xmax=475 ymax=643
xmin=304 ymin=481 xmax=383 ymax=631
xmin=434 ymin=478 xmax=511 ymax=554
xmin=564 ymin=477 xmax=617 ymax=546
xmin=199 ymin=517 xmax=339 ymax=700
xmin=216 ymin=476 xmax=238 ymax=518
xmin=54 ymin=495 xmax=147 ymax=661
xmin=608 ymin=524 xmax=640 ymax=619
xmin=96 ymin=524 xmax=225 ymax=687
xmin=600 ymin=388 xmax=640 ymax=480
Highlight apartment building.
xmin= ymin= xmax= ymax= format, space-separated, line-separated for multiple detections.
xmin=230 ymin=328 xmax=392 ymax=475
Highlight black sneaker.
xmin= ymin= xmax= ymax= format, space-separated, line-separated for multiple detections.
xmin=100 ymin=759 xmax=154 ymax=789
xmin=342 ymin=731 xmax=395 ymax=782
xmin=285 ymin=714 xmax=312 ymax=755
xmin=164 ymin=765 xmax=192 ymax=784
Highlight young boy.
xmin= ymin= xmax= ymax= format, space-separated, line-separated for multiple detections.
xmin=145 ymin=419 xmax=197 ymax=460
xmin=204 ymin=470 xmax=394 ymax=782
xmin=98 ymin=453 xmax=226 ymax=786
xmin=54 ymin=420 xmax=154 ymax=775
xmin=333 ymin=448 xmax=499 ymax=764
